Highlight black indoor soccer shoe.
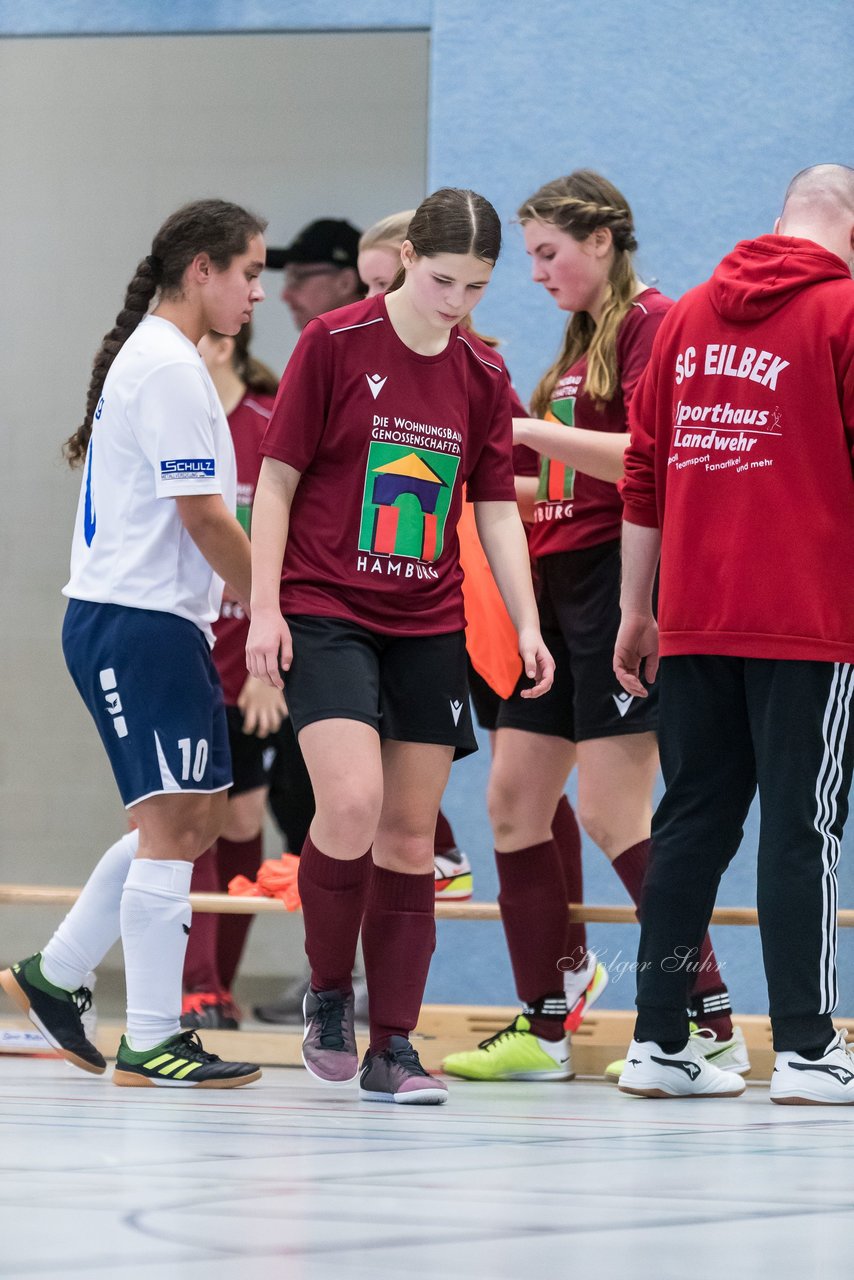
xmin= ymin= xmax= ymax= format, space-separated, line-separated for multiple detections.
xmin=113 ymin=1030 xmax=261 ymax=1088
xmin=0 ymin=952 xmax=106 ymax=1074
xmin=359 ymin=1035 xmax=448 ymax=1105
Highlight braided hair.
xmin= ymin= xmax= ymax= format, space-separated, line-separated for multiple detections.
xmin=519 ymin=171 xmax=639 ymax=411
xmin=65 ymin=198 xmax=267 ymax=466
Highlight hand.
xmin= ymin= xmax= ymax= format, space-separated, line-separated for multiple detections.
xmin=518 ymin=626 xmax=555 ymax=698
xmin=613 ymin=611 xmax=659 ymax=696
xmin=246 ymin=610 xmax=292 ymax=689
xmin=237 ymin=675 xmax=287 ymax=738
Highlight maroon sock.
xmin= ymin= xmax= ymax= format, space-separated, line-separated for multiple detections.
xmin=434 ymin=808 xmax=457 ymax=856
xmin=611 ymin=838 xmax=650 ymax=910
xmin=215 ymin=834 xmax=262 ymax=991
xmin=688 ymin=939 xmax=734 ymax=1040
xmin=362 ymin=865 xmax=435 ymax=1053
xmin=182 ymin=845 xmax=222 ymax=994
xmin=612 ymin=839 xmax=733 ymax=1040
xmin=551 ymin=794 xmax=587 ymax=971
xmin=298 ymin=835 xmax=371 ymax=995
xmin=495 ymin=841 xmax=568 ymax=1040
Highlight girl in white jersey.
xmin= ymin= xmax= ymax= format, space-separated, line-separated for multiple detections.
xmin=0 ymin=199 xmax=267 ymax=1089
xmin=248 ymin=187 xmax=554 ymax=1104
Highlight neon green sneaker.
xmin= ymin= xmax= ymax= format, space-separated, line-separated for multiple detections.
xmin=113 ymin=1030 xmax=261 ymax=1089
xmin=604 ymin=1023 xmax=751 ymax=1083
xmin=442 ymin=1014 xmax=573 ymax=1081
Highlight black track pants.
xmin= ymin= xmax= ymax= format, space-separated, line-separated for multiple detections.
xmin=634 ymin=656 xmax=854 ymax=1052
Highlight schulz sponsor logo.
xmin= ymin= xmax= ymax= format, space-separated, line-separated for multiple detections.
xmin=160 ymin=458 xmax=216 ymax=478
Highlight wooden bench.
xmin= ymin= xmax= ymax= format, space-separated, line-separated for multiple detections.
xmin=2 ymin=885 xmax=852 ymax=1078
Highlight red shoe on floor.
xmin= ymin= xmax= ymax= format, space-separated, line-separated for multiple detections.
xmin=181 ymin=991 xmax=240 ymax=1031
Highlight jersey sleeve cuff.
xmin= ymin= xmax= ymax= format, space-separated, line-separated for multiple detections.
xmin=621 ymin=504 xmax=660 ymax=529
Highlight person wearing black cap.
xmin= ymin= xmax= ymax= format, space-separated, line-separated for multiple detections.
xmin=268 ymin=218 xmax=365 ymax=331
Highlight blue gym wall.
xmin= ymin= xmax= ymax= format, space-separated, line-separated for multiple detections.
xmin=4 ymin=0 xmax=852 ymax=1016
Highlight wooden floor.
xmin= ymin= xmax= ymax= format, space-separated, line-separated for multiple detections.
xmin=1 ymin=1055 xmax=852 ymax=1279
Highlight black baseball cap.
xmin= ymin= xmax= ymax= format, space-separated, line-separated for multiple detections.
xmin=266 ymin=218 xmax=361 ymax=270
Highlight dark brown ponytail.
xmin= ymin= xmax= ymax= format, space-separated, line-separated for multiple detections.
xmin=65 ymin=198 xmax=267 ymax=467
xmin=387 ymin=187 xmax=502 ymax=293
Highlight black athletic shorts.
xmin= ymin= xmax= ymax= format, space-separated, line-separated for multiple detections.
xmin=284 ymin=615 xmax=478 ymax=760
xmin=225 ymin=704 xmax=287 ymax=796
xmin=497 ymin=539 xmax=658 ymax=743
xmin=468 ymin=658 xmax=502 ymax=732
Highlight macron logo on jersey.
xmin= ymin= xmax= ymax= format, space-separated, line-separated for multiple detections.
xmin=160 ymin=458 xmax=216 ymax=479
xmin=365 ymin=373 xmax=388 ymax=400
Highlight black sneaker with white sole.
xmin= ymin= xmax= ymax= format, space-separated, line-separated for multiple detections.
xmin=0 ymin=953 xmax=106 ymax=1074
xmin=360 ymin=1036 xmax=448 ymax=1104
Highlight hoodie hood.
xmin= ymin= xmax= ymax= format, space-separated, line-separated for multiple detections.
xmin=708 ymin=234 xmax=850 ymax=324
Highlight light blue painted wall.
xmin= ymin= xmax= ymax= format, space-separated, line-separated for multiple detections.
xmin=3 ymin=0 xmax=852 ymax=1017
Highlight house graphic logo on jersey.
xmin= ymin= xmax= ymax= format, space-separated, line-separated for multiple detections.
xmin=358 ymin=443 xmax=459 ymax=562
xmin=365 ymin=372 xmax=388 ymax=400
xmin=536 ymin=396 xmax=576 ymax=505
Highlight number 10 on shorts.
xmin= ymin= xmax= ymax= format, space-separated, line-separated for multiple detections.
xmin=178 ymin=738 xmax=208 ymax=782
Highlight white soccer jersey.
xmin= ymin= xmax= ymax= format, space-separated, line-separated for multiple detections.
xmin=64 ymin=315 xmax=236 ymax=640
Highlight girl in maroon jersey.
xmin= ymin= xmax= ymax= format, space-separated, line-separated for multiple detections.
xmin=443 ymin=171 xmax=746 ymax=1085
xmin=247 ymin=186 xmax=554 ymax=1104
xmin=359 ymin=206 xmax=590 ymax=982
xmin=181 ymin=324 xmax=315 ymax=1030
xmin=358 ymin=209 xmax=475 ymax=903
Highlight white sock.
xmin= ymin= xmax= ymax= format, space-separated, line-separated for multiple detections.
xmin=41 ymin=831 xmax=139 ymax=991
xmin=120 ymin=858 xmax=193 ymax=1051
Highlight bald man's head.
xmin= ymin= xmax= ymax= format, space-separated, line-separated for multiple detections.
xmin=777 ymin=164 xmax=854 ymax=272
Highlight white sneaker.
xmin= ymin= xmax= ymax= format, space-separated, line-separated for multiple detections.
xmin=605 ymin=1022 xmax=750 ymax=1083
xmin=770 ymin=1030 xmax=854 ymax=1106
xmin=618 ymin=1037 xmax=746 ymax=1098
xmin=434 ymin=847 xmax=473 ymax=900
xmin=563 ymin=951 xmax=609 ymax=1032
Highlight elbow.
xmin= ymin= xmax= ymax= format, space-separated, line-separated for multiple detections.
xmin=176 ymin=498 xmax=226 ymax=541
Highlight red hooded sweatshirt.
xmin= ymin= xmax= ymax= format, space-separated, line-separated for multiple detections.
xmin=622 ymin=235 xmax=854 ymax=663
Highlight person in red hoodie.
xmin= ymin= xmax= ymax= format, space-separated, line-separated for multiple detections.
xmin=615 ymin=163 xmax=854 ymax=1103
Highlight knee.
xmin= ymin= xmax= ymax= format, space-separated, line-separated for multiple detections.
xmin=577 ymin=803 xmax=619 ymax=858
xmin=486 ymin=769 xmax=526 ymax=842
xmin=375 ymin=826 xmax=435 ymax=873
xmin=169 ymin=827 xmax=211 ymax=861
xmin=577 ymin=802 xmax=602 ymax=847
xmin=221 ymin=794 xmax=265 ymax=843
xmin=319 ymin=782 xmax=383 ymax=847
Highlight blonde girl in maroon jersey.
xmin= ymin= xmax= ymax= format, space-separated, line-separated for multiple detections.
xmin=247 ymin=187 xmax=553 ymax=1105
xmin=443 ymin=171 xmax=746 ymax=1085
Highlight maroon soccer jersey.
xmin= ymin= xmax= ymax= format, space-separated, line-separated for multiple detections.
xmin=261 ymin=293 xmax=517 ymax=635
xmin=211 ymin=392 xmax=274 ymax=704
xmin=528 ymin=288 xmax=672 ymax=558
